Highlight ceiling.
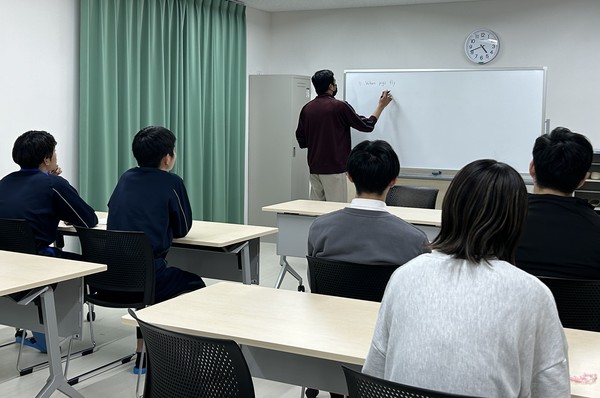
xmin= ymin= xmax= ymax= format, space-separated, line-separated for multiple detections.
xmin=238 ymin=0 xmax=479 ymax=12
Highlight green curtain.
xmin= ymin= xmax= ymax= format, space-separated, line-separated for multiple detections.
xmin=79 ymin=0 xmax=246 ymax=223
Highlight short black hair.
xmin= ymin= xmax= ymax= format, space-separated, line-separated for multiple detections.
xmin=12 ymin=130 xmax=57 ymax=169
xmin=132 ymin=126 xmax=176 ymax=168
xmin=311 ymin=69 xmax=335 ymax=95
xmin=532 ymin=127 xmax=593 ymax=194
xmin=347 ymin=140 xmax=400 ymax=195
xmin=431 ymin=159 xmax=528 ymax=264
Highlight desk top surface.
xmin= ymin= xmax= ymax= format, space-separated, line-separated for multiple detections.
xmin=123 ymin=282 xmax=600 ymax=398
xmin=567 ymin=327 xmax=600 ymax=398
xmin=262 ymin=199 xmax=442 ymax=226
xmin=123 ymin=282 xmax=379 ymax=365
xmin=0 ymin=250 xmax=106 ymax=296
xmin=60 ymin=212 xmax=278 ymax=248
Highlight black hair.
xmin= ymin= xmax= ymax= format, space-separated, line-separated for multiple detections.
xmin=431 ymin=159 xmax=528 ymax=264
xmin=347 ymin=140 xmax=400 ymax=195
xmin=12 ymin=130 xmax=57 ymax=168
xmin=311 ymin=69 xmax=335 ymax=95
xmin=532 ymin=127 xmax=593 ymax=194
xmin=132 ymin=126 xmax=176 ymax=168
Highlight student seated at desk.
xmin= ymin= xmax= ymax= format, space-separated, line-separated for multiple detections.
xmin=107 ymin=126 xmax=205 ymax=373
xmin=306 ymin=140 xmax=429 ymax=398
xmin=515 ymin=127 xmax=600 ymax=279
xmin=363 ymin=159 xmax=569 ymax=398
xmin=0 ymin=130 xmax=98 ymax=352
xmin=0 ymin=130 xmax=98 ymax=257
xmin=308 ymin=140 xmax=429 ymax=265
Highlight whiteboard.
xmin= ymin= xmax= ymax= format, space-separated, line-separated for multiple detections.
xmin=345 ymin=68 xmax=547 ymax=173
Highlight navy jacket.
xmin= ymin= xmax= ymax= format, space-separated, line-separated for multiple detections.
xmin=0 ymin=169 xmax=98 ymax=248
xmin=107 ymin=167 xmax=193 ymax=259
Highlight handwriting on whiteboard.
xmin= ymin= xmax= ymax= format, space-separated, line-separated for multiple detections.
xmin=357 ymin=80 xmax=397 ymax=88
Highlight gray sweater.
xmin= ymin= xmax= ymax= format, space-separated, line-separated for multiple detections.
xmin=363 ymin=251 xmax=570 ymax=398
xmin=308 ymin=207 xmax=430 ymax=265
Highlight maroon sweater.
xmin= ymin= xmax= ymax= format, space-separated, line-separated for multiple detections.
xmin=295 ymin=94 xmax=378 ymax=174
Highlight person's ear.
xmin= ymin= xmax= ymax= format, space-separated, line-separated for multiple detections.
xmin=388 ymin=177 xmax=397 ymax=188
xmin=529 ymin=160 xmax=536 ymax=180
xmin=346 ymin=172 xmax=354 ymax=183
xmin=576 ymin=174 xmax=589 ymax=190
xmin=160 ymin=154 xmax=171 ymax=169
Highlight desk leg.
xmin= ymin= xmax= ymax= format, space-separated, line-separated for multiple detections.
xmin=36 ymin=288 xmax=83 ymax=398
xmin=240 ymin=242 xmax=252 ymax=285
xmin=274 ymin=255 xmax=304 ymax=291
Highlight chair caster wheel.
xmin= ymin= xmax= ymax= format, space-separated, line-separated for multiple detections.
xmin=86 ymin=311 xmax=96 ymax=321
xmin=298 ymin=285 xmax=305 ymax=292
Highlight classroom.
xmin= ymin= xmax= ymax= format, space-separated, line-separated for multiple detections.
xmin=1 ymin=0 xmax=599 ymax=397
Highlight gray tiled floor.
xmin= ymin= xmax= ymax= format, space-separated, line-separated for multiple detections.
xmin=0 ymin=242 xmax=315 ymax=397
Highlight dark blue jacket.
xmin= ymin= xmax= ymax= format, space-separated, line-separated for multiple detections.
xmin=107 ymin=167 xmax=193 ymax=259
xmin=0 ymin=169 xmax=98 ymax=248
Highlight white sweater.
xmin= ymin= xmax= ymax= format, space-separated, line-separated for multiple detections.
xmin=363 ymin=251 xmax=570 ymax=398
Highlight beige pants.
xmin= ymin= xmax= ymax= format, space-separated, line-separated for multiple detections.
xmin=309 ymin=173 xmax=348 ymax=202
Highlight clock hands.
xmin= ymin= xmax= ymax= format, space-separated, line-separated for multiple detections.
xmin=470 ymin=44 xmax=489 ymax=57
xmin=470 ymin=45 xmax=483 ymax=55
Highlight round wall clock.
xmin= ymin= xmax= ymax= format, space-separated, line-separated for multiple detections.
xmin=465 ymin=29 xmax=500 ymax=64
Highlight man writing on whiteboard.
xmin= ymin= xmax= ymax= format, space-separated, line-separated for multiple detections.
xmin=296 ymin=69 xmax=393 ymax=202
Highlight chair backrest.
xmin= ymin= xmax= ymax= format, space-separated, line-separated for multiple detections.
xmin=342 ymin=366 xmax=479 ymax=398
xmin=128 ymin=308 xmax=255 ymax=398
xmin=307 ymin=256 xmax=398 ymax=302
xmin=385 ymin=185 xmax=439 ymax=209
xmin=537 ymin=276 xmax=600 ymax=332
xmin=75 ymin=227 xmax=155 ymax=308
xmin=0 ymin=218 xmax=37 ymax=254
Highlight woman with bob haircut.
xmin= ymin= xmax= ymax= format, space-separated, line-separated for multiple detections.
xmin=363 ymin=159 xmax=569 ymax=397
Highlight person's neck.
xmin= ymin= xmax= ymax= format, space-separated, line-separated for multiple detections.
xmin=355 ymin=193 xmax=386 ymax=202
xmin=533 ymin=185 xmax=573 ymax=197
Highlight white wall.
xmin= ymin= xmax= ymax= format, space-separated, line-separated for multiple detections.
xmin=1 ymin=0 xmax=598 ymax=192
xmin=247 ymin=0 xmax=600 ymax=147
xmin=0 ymin=0 xmax=79 ymax=185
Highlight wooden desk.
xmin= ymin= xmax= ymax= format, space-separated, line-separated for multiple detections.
xmin=262 ymin=200 xmax=441 ymax=288
xmin=59 ymin=212 xmax=277 ymax=285
xmin=122 ymin=282 xmax=599 ymax=397
xmin=123 ymin=282 xmax=377 ymax=394
xmin=567 ymin=328 xmax=600 ymax=398
xmin=0 ymin=250 xmax=105 ymax=398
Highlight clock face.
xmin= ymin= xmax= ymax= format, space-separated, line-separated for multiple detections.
xmin=465 ymin=29 xmax=500 ymax=64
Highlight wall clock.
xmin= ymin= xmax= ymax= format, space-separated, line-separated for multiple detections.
xmin=465 ymin=29 xmax=500 ymax=64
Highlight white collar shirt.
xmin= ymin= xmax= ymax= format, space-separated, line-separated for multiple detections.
xmin=347 ymin=198 xmax=389 ymax=212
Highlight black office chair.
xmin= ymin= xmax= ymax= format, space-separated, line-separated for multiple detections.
xmin=385 ymin=186 xmax=439 ymax=209
xmin=75 ymin=227 xmax=156 ymax=388
xmin=0 ymin=218 xmax=34 ymax=351
xmin=128 ymin=308 xmax=256 ymax=398
xmin=0 ymin=219 xmax=37 ymax=304
xmin=0 ymin=218 xmax=38 ymax=254
xmin=76 ymin=227 xmax=155 ymax=310
xmin=0 ymin=218 xmax=53 ymax=374
xmin=306 ymin=256 xmax=399 ymax=302
xmin=303 ymin=257 xmax=399 ymax=398
xmin=537 ymin=276 xmax=600 ymax=332
xmin=342 ymin=366 xmax=480 ymax=398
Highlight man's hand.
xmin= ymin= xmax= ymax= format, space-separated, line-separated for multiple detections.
xmin=50 ymin=166 xmax=62 ymax=176
xmin=379 ymin=90 xmax=393 ymax=107
xmin=373 ymin=90 xmax=393 ymax=119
